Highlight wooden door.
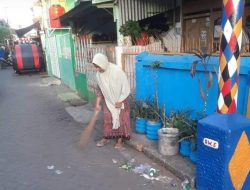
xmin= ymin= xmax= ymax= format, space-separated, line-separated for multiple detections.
xmin=184 ymin=16 xmax=212 ymax=52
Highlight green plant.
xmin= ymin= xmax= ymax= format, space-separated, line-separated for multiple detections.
xmin=0 ymin=19 xmax=11 ymax=45
xmin=131 ymin=100 xmax=147 ymax=119
xmin=190 ymin=48 xmax=213 ymax=114
xmin=119 ymin=20 xmax=142 ymax=44
xmin=0 ymin=27 xmax=11 ymax=45
xmin=161 ymin=109 xmax=197 ymax=140
xmin=146 ymin=28 xmax=161 ymax=38
xmin=150 ymin=61 xmax=162 ymax=68
xmin=144 ymin=27 xmax=163 ymax=44
xmin=149 ymin=60 xmax=162 ymax=98
xmin=138 ymin=61 xmax=163 ymax=122
xmin=145 ymin=96 xmax=161 ymax=122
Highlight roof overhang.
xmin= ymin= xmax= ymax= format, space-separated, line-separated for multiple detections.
xmin=14 ymin=22 xmax=40 ymax=38
xmin=92 ymin=0 xmax=113 ymax=4
xmin=92 ymin=0 xmax=113 ymax=8
xmin=60 ymin=1 xmax=92 ymax=25
xmin=59 ymin=1 xmax=115 ymax=34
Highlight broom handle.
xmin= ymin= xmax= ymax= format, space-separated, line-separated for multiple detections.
xmin=88 ymin=110 xmax=99 ymax=126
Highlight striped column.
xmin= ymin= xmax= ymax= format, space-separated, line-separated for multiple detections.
xmin=217 ymin=0 xmax=244 ymax=113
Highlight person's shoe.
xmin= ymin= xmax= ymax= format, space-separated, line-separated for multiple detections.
xmin=96 ymin=139 xmax=109 ymax=147
xmin=114 ymin=142 xmax=124 ymax=149
xmin=114 ymin=138 xmax=124 ymax=149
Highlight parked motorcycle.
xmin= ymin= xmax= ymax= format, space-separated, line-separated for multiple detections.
xmin=0 ymin=54 xmax=13 ymax=67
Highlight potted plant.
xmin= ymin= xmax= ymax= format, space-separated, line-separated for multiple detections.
xmin=189 ymin=135 xmax=197 ymax=163
xmin=186 ymin=118 xmax=200 ymax=164
xmin=145 ymin=28 xmax=162 ymax=43
xmin=131 ymin=99 xmax=148 ymax=134
xmin=119 ymin=20 xmax=149 ymax=46
xmin=190 ymin=48 xmax=213 ymax=115
xmin=136 ymin=31 xmax=149 ymax=46
xmin=145 ymin=96 xmax=162 ymax=140
xmin=157 ymin=108 xmax=180 ymax=156
xmin=144 ymin=60 xmax=164 ymax=140
xmin=179 ymin=127 xmax=197 ymax=163
xmin=174 ymin=110 xmax=197 ymax=163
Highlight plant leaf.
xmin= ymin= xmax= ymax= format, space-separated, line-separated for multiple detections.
xmin=213 ymin=66 xmax=218 ymax=77
xmin=190 ymin=60 xmax=198 ymax=78
xmin=199 ymin=79 xmax=205 ymax=101
xmin=201 ymin=47 xmax=208 ymax=54
xmin=207 ymin=72 xmax=213 ymax=89
xmin=193 ymin=50 xmax=203 ymax=59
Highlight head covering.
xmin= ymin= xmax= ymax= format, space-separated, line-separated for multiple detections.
xmin=92 ymin=53 xmax=109 ymax=71
xmin=93 ymin=53 xmax=130 ymax=129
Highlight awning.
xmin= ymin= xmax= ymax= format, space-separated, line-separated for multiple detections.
xmin=60 ymin=1 xmax=92 ymax=23
xmin=138 ymin=12 xmax=169 ymax=32
xmin=14 ymin=22 xmax=40 ymax=38
xmin=60 ymin=1 xmax=115 ymax=34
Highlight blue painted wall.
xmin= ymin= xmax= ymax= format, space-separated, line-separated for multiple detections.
xmin=136 ymin=52 xmax=250 ymax=117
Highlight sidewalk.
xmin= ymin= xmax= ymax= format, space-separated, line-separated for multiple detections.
xmin=42 ymin=76 xmax=196 ymax=188
xmin=127 ymin=128 xmax=196 ymax=187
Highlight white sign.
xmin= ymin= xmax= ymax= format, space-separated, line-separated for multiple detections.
xmin=203 ymin=138 xmax=219 ymax=149
xmin=200 ymin=30 xmax=207 ymax=41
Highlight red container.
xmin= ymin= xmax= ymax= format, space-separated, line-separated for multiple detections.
xmin=13 ymin=44 xmax=45 ymax=73
xmin=136 ymin=32 xmax=149 ymax=46
xmin=49 ymin=5 xmax=65 ymax=28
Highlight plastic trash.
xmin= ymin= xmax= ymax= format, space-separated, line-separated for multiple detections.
xmin=141 ymin=173 xmax=153 ymax=180
xmin=140 ymin=173 xmax=172 ymax=183
xmin=181 ymin=179 xmax=191 ymax=190
xmin=55 ymin=170 xmax=63 ymax=174
xmin=122 ymin=164 xmax=131 ymax=171
xmin=156 ymin=175 xmax=173 ymax=183
xmin=132 ymin=163 xmax=151 ymax=174
xmin=132 ymin=163 xmax=157 ymax=177
xmin=112 ymin=159 xmax=118 ymax=164
xmin=171 ymin=182 xmax=177 ymax=187
xmin=148 ymin=168 xmax=156 ymax=177
xmin=127 ymin=159 xmax=135 ymax=170
xmin=47 ymin=165 xmax=55 ymax=170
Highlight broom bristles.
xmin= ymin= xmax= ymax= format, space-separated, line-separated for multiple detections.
xmin=78 ymin=111 xmax=99 ymax=148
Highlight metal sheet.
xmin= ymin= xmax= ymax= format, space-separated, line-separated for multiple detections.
xmin=48 ymin=36 xmax=61 ymax=78
xmin=118 ymin=0 xmax=175 ymax=25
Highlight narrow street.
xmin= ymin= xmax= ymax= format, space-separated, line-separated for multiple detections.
xmin=0 ymin=68 xmax=181 ymax=190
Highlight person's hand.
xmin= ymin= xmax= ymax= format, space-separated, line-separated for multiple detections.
xmin=95 ymin=104 xmax=102 ymax=112
xmin=95 ymin=96 xmax=102 ymax=112
xmin=115 ymin=102 xmax=123 ymax=108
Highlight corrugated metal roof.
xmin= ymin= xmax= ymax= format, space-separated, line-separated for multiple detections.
xmin=118 ymin=0 xmax=177 ymax=25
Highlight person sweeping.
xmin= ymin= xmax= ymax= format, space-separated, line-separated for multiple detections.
xmin=93 ymin=53 xmax=131 ymax=149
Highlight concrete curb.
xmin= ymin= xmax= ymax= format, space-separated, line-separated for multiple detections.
xmin=57 ymin=92 xmax=88 ymax=106
xmin=41 ymin=76 xmax=61 ymax=86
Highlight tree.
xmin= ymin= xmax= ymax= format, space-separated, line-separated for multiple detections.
xmin=0 ymin=19 xmax=11 ymax=45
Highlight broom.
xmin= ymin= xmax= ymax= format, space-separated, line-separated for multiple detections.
xmin=78 ymin=110 xmax=100 ymax=148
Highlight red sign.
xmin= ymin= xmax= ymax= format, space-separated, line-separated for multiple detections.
xmin=203 ymin=138 xmax=219 ymax=149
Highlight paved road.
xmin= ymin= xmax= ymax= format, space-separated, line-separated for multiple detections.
xmin=0 ymin=68 xmax=182 ymax=190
